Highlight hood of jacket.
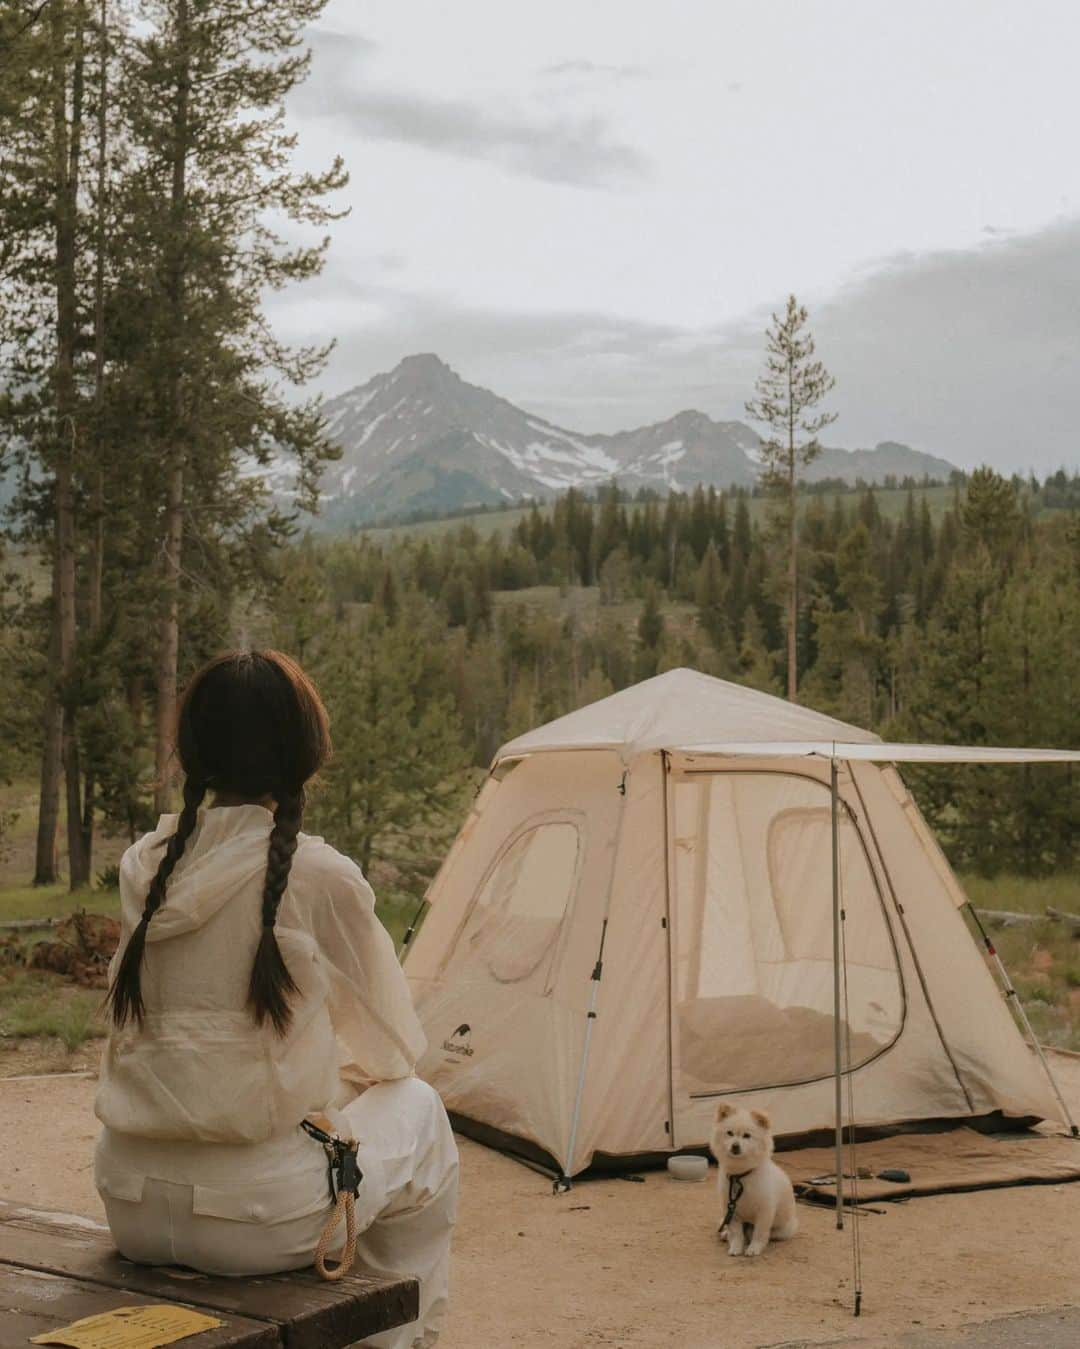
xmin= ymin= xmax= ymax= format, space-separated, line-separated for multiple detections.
xmin=120 ymin=804 xmax=288 ymax=943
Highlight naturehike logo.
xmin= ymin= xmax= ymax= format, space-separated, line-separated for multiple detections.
xmin=442 ymin=1023 xmax=474 ymax=1056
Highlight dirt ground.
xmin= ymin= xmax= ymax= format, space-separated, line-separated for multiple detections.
xmin=2 ymin=1058 xmax=1079 ymax=1349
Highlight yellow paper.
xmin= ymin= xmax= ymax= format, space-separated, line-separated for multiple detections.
xmin=30 ymin=1303 xmax=223 ymax=1349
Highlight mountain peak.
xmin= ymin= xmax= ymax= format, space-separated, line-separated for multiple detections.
xmin=312 ymin=354 xmax=958 ymax=526
xmin=667 ymin=409 xmax=713 ymax=429
xmin=393 ymin=352 xmax=456 ymax=379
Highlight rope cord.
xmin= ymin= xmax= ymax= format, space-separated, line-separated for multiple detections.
xmin=301 ymin=1117 xmax=363 ymax=1281
xmin=313 ymin=1189 xmax=358 ymax=1282
xmin=838 ymin=864 xmax=864 ymax=1317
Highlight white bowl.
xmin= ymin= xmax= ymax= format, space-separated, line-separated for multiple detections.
xmin=667 ymin=1154 xmax=709 ymax=1182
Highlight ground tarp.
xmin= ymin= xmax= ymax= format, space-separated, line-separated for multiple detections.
xmin=787 ymin=1127 xmax=1080 ymax=1204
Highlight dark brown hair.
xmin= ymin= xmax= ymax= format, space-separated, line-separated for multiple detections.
xmin=106 ymin=650 xmax=332 ymax=1035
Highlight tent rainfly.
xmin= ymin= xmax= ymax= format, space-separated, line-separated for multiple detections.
xmin=403 ymin=669 xmax=1079 ymax=1187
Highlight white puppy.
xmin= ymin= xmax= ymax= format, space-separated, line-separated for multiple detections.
xmin=711 ymin=1102 xmax=798 ymax=1257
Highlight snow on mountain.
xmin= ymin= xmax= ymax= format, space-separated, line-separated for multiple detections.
xmin=297 ymin=354 xmax=957 ymax=526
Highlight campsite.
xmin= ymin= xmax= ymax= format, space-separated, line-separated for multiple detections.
xmin=3 ymin=2 xmax=1080 ymax=1346
xmin=3 ymin=671 xmax=1080 ymax=1346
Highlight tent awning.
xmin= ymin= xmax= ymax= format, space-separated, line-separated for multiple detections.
xmin=674 ymin=741 xmax=1080 ymax=764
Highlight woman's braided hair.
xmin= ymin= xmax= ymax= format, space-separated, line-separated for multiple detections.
xmin=106 ymin=650 xmax=331 ymax=1035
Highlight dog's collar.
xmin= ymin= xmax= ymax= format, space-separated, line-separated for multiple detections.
xmin=725 ymin=1163 xmax=758 ymax=1179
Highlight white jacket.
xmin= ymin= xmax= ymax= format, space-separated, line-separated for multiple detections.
xmin=95 ymin=803 xmax=426 ymax=1146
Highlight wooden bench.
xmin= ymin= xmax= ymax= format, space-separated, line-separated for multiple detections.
xmin=0 ymin=1200 xmax=419 ymax=1348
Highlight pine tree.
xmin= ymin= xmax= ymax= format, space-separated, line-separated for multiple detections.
xmin=737 ymin=609 xmax=779 ymax=694
xmin=962 ymin=467 xmax=1021 ymax=559
xmin=376 ymin=566 xmax=400 ymax=625
xmin=694 ymin=540 xmax=727 ymax=649
xmin=114 ymin=0 xmax=346 ymax=809
xmin=805 ymin=523 xmax=884 ymax=725
xmin=2 ymin=0 xmax=345 ymax=878
xmin=311 ymin=608 xmax=469 ymax=896
xmin=745 ymin=295 xmax=837 ymax=700
xmin=732 ymin=493 xmax=752 ymax=564
xmin=0 ymin=0 xmax=96 ymax=884
xmin=715 ymin=492 xmax=731 ymax=569
xmin=636 ymin=582 xmax=665 ymax=678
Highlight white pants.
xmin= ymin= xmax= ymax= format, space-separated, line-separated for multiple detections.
xmin=97 ymin=1078 xmax=459 ymax=1349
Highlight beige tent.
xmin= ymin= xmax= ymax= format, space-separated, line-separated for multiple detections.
xmin=403 ymin=669 xmax=1078 ymax=1184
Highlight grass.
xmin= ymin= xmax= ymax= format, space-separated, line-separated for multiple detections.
xmin=0 ymin=969 xmax=107 ymax=1051
xmin=0 ymin=882 xmax=120 ymax=923
xmin=959 ymin=872 xmax=1080 ymax=1052
xmin=961 ymin=872 xmax=1080 ymax=915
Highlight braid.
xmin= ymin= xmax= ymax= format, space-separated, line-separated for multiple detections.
xmin=247 ymin=787 xmax=303 ymax=1034
xmin=106 ymin=776 xmax=206 ymax=1029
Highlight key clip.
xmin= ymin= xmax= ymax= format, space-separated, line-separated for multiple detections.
xmin=301 ymin=1118 xmax=363 ymax=1200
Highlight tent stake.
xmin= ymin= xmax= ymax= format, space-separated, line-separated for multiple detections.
xmin=965 ymin=903 xmax=1079 ymax=1137
xmin=831 ymin=756 xmax=844 ymax=1231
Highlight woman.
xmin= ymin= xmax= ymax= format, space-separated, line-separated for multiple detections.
xmin=95 ymin=650 xmax=458 ymax=1349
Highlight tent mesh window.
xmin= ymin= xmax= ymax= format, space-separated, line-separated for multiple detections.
xmin=671 ymin=772 xmax=903 ymax=1096
xmin=443 ymin=818 xmax=583 ymax=990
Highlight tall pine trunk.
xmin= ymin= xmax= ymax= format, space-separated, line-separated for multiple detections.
xmin=81 ymin=0 xmax=109 ymax=871
xmin=154 ymin=457 xmax=184 ymax=812
xmin=786 ymin=369 xmax=798 ymax=701
xmin=34 ymin=577 xmax=63 ymax=885
xmin=61 ymin=3 xmax=89 ymax=889
xmin=34 ymin=0 xmax=90 ymax=889
xmin=153 ymin=0 xmax=190 ymax=815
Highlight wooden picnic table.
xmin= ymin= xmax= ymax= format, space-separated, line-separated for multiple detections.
xmin=0 ymin=1199 xmax=419 ymax=1348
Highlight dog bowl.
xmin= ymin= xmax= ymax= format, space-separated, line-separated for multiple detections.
xmin=667 ymin=1155 xmax=709 ymax=1182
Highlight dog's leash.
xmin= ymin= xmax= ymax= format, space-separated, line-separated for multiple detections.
xmin=301 ymin=1115 xmax=363 ymax=1281
xmin=721 ymin=1172 xmax=746 ymax=1231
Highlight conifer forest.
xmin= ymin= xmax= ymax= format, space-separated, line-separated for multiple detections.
xmin=1 ymin=2 xmax=1077 ymax=915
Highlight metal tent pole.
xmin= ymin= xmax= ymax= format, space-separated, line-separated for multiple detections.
xmin=556 ymin=766 xmax=630 ymax=1193
xmin=965 ymin=904 xmax=1079 ymax=1137
xmin=557 ymin=918 xmax=608 ymax=1194
xmin=397 ymin=896 xmax=429 ymax=961
xmin=831 ymin=754 xmax=845 ymax=1231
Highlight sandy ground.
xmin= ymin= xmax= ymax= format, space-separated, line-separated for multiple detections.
xmin=2 ymin=1059 xmax=1079 ymax=1349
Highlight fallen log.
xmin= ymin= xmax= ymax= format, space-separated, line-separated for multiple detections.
xmin=0 ymin=916 xmax=65 ymax=932
xmin=974 ymin=906 xmax=1080 ymax=933
xmin=975 ymin=908 xmax=1044 ymax=929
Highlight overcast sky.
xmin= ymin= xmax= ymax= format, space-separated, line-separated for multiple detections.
xmin=269 ymin=0 xmax=1080 ymax=473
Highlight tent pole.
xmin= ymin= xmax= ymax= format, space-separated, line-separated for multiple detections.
xmin=397 ymin=896 xmax=429 ymax=961
xmin=557 ymin=766 xmax=630 ymax=1193
xmin=831 ymin=755 xmax=844 ymax=1231
xmin=558 ymin=922 xmax=606 ymax=1194
xmin=965 ymin=904 xmax=1079 ymax=1137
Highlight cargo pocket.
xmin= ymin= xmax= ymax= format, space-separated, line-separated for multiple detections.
xmin=192 ymin=1167 xmax=331 ymax=1227
xmin=94 ymin=1141 xmax=147 ymax=1204
xmin=96 ymin=1168 xmax=146 ymax=1203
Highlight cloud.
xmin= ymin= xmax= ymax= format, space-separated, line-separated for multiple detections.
xmin=809 ymin=218 xmax=1080 ymax=471
xmin=270 ymin=219 xmax=1080 ymax=473
xmin=291 ymin=37 xmax=649 ymax=189
xmin=335 ymin=94 xmax=648 ymax=187
xmin=272 ymin=278 xmax=745 ymax=429
xmin=540 ymin=60 xmax=649 ymax=82
xmin=304 ymin=26 xmax=378 ymax=61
